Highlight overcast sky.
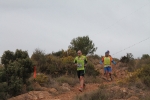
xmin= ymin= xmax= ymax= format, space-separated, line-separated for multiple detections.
xmin=0 ymin=0 xmax=150 ymax=59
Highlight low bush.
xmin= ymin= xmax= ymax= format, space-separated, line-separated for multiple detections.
xmin=85 ymin=76 xmax=102 ymax=83
xmin=0 ymin=82 xmax=7 ymax=100
xmin=118 ymin=64 xmax=150 ymax=89
xmin=55 ymin=76 xmax=78 ymax=86
xmin=141 ymin=54 xmax=150 ymax=60
xmin=87 ymin=54 xmax=101 ymax=60
xmin=35 ymin=73 xmax=49 ymax=86
xmin=138 ymin=65 xmax=150 ymax=87
xmin=136 ymin=58 xmax=150 ymax=69
xmin=75 ymin=89 xmax=108 ymax=100
xmin=75 ymin=85 xmax=131 ymax=100
xmin=0 ymin=66 xmax=6 ymax=83
xmin=85 ymin=62 xmax=100 ymax=77
xmin=120 ymin=53 xmax=136 ymax=72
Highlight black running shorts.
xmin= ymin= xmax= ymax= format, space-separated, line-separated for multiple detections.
xmin=77 ymin=70 xmax=85 ymax=78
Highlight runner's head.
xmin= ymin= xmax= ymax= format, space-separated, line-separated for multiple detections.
xmin=77 ymin=50 xmax=82 ymax=57
xmin=105 ymin=50 xmax=109 ymax=57
xmin=106 ymin=50 xmax=109 ymax=54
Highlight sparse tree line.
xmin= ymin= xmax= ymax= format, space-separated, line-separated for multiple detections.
xmin=0 ymin=36 xmax=150 ymax=100
xmin=0 ymin=36 xmax=98 ymax=99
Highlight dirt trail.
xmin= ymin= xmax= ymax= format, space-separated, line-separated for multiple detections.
xmin=53 ymin=65 xmax=122 ymax=100
xmin=53 ymin=83 xmax=99 ymax=100
xmin=52 ymin=80 xmax=116 ymax=100
xmin=8 ymin=79 xmax=117 ymax=100
xmin=9 ymin=63 xmax=125 ymax=100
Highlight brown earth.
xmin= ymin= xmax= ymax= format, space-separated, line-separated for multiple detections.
xmin=8 ymin=63 xmax=143 ymax=100
xmin=8 ymin=81 xmax=116 ymax=100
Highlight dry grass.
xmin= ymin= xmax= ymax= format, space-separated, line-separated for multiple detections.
xmin=75 ymin=89 xmax=108 ymax=100
xmin=85 ymin=76 xmax=103 ymax=84
xmin=54 ymin=76 xmax=79 ymax=86
xmin=48 ymin=82 xmax=64 ymax=94
xmin=54 ymin=75 xmax=103 ymax=86
xmin=75 ymin=84 xmax=132 ymax=100
xmin=47 ymin=75 xmax=79 ymax=94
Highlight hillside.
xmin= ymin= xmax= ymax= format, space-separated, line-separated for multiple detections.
xmin=0 ymin=50 xmax=150 ymax=100
xmin=8 ymin=57 xmax=150 ymax=100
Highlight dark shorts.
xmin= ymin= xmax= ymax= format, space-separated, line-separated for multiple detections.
xmin=77 ymin=70 xmax=85 ymax=78
xmin=104 ymin=66 xmax=112 ymax=73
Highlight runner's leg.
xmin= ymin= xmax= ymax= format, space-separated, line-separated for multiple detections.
xmin=83 ymin=69 xmax=86 ymax=89
xmin=104 ymin=67 xmax=107 ymax=78
xmin=106 ymin=67 xmax=109 ymax=80
xmin=80 ymin=76 xmax=84 ymax=88
xmin=108 ymin=67 xmax=112 ymax=81
xmin=79 ymin=70 xmax=84 ymax=92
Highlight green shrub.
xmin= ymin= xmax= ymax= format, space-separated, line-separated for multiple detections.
xmin=1 ymin=49 xmax=33 ymax=97
xmin=31 ymin=49 xmax=99 ymax=78
xmin=0 ymin=67 xmax=6 ymax=83
xmin=120 ymin=53 xmax=135 ymax=72
xmin=61 ymin=49 xmax=77 ymax=57
xmin=52 ymin=50 xmax=64 ymax=57
xmin=0 ymin=82 xmax=7 ymax=100
xmin=31 ymin=49 xmax=47 ymax=72
xmin=85 ymin=62 xmax=99 ymax=77
xmin=141 ymin=54 xmax=150 ymax=59
xmin=138 ymin=65 xmax=150 ymax=87
xmin=69 ymin=36 xmax=97 ymax=55
xmin=87 ymin=54 xmax=101 ymax=60
xmin=126 ymin=64 xmax=150 ymax=88
xmin=55 ymin=76 xmax=78 ymax=86
xmin=8 ymin=77 xmax=23 ymax=96
xmin=35 ymin=73 xmax=49 ymax=86
xmin=127 ymin=61 xmax=135 ymax=72
xmin=135 ymin=58 xmax=150 ymax=71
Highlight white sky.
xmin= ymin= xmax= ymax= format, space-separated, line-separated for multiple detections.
xmin=0 ymin=0 xmax=150 ymax=59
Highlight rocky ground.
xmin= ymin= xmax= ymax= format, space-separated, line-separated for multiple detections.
xmin=8 ymin=62 xmax=149 ymax=100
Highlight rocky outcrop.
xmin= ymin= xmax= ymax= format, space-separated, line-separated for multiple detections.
xmin=8 ymin=91 xmax=52 ymax=100
xmin=48 ymin=88 xmax=58 ymax=94
xmin=61 ymin=83 xmax=71 ymax=91
xmin=127 ymin=96 xmax=139 ymax=100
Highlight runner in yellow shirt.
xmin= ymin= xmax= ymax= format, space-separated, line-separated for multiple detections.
xmin=74 ymin=50 xmax=87 ymax=92
xmin=101 ymin=50 xmax=116 ymax=81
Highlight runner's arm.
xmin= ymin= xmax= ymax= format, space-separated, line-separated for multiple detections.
xmin=111 ymin=57 xmax=116 ymax=65
xmin=74 ymin=58 xmax=77 ymax=66
xmin=74 ymin=60 xmax=77 ymax=63
xmin=100 ymin=60 xmax=103 ymax=64
xmin=100 ymin=57 xmax=104 ymax=64
xmin=112 ymin=60 xmax=116 ymax=65
xmin=84 ymin=57 xmax=87 ymax=66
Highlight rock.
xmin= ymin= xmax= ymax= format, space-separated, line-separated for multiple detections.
xmin=120 ymin=88 xmax=127 ymax=93
xmin=8 ymin=91 xmax=52 ymax=100
xmin=31 ymin=95 xmax=38 ymax=100
xmin=61 ymin=83 xmax=71 ymax=91
xmin=110 ymin=86 xmax=121 ymax=92
xmin=8 ymin=97 xmax=16 ymax=100
xmin=38 ymin=93 xmax=44 ymax=99
xmin=41 ymin=87 xmax=48 ymax=91
xmin=34 ymin=82 xmax=42 ymax=88
xmin=49 ymin=99 xmax=61 ymax=100
xmin=22 ymin=84 xmax=27 ymax=93
xmin=127 ymin=96 xmax=139 ymax=100
xmin=62 ymin=83 xmax=70 ymax=88
xmin=129 ymin=73 xmax=133 ymax=77
xmin=49 ymin=88 xmax=58 ymax=94
xmin=26 ymin=94 xmax=33 ymax=100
